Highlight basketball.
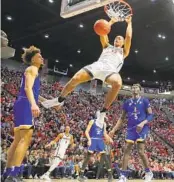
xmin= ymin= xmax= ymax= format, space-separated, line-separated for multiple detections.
xmin=94 ymin=19 xmax=111 ymax=36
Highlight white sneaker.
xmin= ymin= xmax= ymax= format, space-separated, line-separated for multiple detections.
xmin=78 ymin=176 xmax=88 ymax=182
xmin=41 ymin=98 xmax=64 ymax=109
xmin=144 ymin=171 xmax=153 ymax=182
xmin=117 ymin=175 xmax=127 ymax=182
xmin=40 ymin=174 xmax=51 ymax=181
xmin=34 ymin=174 xmax=38 ymax=179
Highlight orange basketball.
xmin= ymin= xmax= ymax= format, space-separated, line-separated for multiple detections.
xmin=94 ymin=19 xmax=111 ymax=36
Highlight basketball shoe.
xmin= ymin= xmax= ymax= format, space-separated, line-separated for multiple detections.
xmin=41 ymin=97 xmax=64 ymax=109
xmin=78 ymin=176 xmax=88 ymax=182
xmin=4 ymin=176 xmax=24 ymax=182
xmin=117 ymin=175 xmax=127 ymax=182
xmin=144 ymin=171 xmax=153 ymax=182
xmin=40 ymin=173 xmax=51 ymax=181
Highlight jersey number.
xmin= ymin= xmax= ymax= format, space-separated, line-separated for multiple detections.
xmin=134 ymin=113 xmax=138 ymax=120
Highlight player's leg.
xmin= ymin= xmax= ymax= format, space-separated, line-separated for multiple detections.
xmin=137 ymin=142 xmax=153 ymax=182
xmin=41 ymin=69 xmax=92 ymax=109
xmin=136 ymin=127 xmax=153 ymax=182
xmin=100 ymin=152 xmax=113 ymax=182
xmin=3 ymin=129 xmax=21 ymax=179
xmin=78 ymin=139 xmax=95 ymax=181
xmin=97 ymin=140 xmax=112 ymax=181
xmin=5 ymin=128 xmax=33 ymax=182
xmin=96 ymin=153 xmax=105 ymax=179
xmin=60 ymin=69 xmax=92 ymax=98
xmin=118 ymin=136 xmax=135 ymax=182
xmin=41 ymin=145 xmax=65 ymax=180
xmin=41 ymin=156 xmax=62 ymax=181
xmin=5 ymin=101 xmax=33 ymax=182
xmin=97 ymin=73 xmax=122 ymax=122
xmin=78 ymin=151 xmax=92 ymax=181
xmin=121 ymin=141 xmax=134 ymax=169
xmin=104 ymin=73 xmax=122 ymax=109
xmin=11 ymin=128 xmax=33 ymax=166
xmin=137 ymin=141 xmax=149 ymax=168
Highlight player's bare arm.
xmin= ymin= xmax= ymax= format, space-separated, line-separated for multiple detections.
xmin=104 ymin=123 xmax=113 ymax=144
xmin=70 ymin=135 xmax=75 ymax=148
xmin=100 ymin=18 xmax=118 ymax=48
xmin=25 ymin=66 xmax=40 ymax=117
xmin=85 ymin=120 xmax=94 ymax=146
xmin=45 ymin=133 xmax=63 ymax=148
xmin=124 ymin=16 xmax=132 ymax=58
xmin=100 ymin=35 xmax=110 ymax=48
xmin=109 ymin=110 xmax=127 ymax=137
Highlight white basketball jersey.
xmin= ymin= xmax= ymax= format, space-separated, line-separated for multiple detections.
xmin=98 ymin=45 xmax=124 ymax=72
xmin=58 ymin=133 xmax=71 ymax=149
xmin=54 ymin=133 xmax=72 ymax=158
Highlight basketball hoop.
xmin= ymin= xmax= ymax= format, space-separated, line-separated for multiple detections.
xmin=104 ymin=0 xmax=133 ymax=21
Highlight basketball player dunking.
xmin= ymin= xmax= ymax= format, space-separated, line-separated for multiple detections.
xmin=3 ymin=46 xmax=46 ymax=182
xmin=78 ymin=118 xmax=113 ymax=182
xmin=110 ymin=84 xmax=154 ymax=182
xmin=41 ymin=126 xmax=74 ymax=181
xmin=42 ymin=16 xmax=132 ymax=123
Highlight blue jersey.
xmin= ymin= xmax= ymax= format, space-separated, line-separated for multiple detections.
xmin=88 ymin=120 xmax=106 ymax=152
xmin=18 ymin=73 xmax=40 ymax=103
xmin=14 ymin=70 xmax=40 ymax=128
xmin=123 ymin=97 xmax=151 ymax=129
xmin=89 ymin=120 xmax=105 ymax=139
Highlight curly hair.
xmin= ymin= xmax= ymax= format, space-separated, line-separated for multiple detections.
xmin=22 ymin=45 xmax=40 ymax=64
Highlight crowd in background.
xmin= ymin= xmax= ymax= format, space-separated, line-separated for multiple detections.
xmin=1 ymin=67 xmax=174 ymax=179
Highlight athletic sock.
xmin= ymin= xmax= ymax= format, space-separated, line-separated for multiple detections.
xmin=10 ymin=166 xmax=21 ymax=177
xmin=58 ymin=96 xmax=65 ymax=103
xmin=108 ymin=169 xmax=112 ymax=179
xmin=80 ymin=170 xmax=85 ymax=177
xmin=100 ymin=107 xmax=108 ymax=113
xmin=120 ymin=170 xmax=129 ymax=177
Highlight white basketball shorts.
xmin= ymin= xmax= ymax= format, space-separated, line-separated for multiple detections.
xmin=83 ymin=61 xmax=122 ymax=82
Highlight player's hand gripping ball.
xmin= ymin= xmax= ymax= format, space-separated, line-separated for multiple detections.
xmin=94 ymin=19 xmax=111 ymax=36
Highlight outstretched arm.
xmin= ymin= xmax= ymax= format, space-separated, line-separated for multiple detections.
xmin=45 ymin=133 xmax=63 ymax=148
xmin=124 ymin=16 xmax=132 ymax=58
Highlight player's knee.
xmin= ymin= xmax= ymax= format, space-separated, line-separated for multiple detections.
xmin=124 ymin=144 xmax=133 ymax=154
xmin=20 ymin=136 xmax=32 ymax=146
xmin=124 ymin=147 xmax=131 ymax=154
xmin=138 ymin=148 xmax=145 ymax=156
xmin=110 ymin=79 xmax=122 ymax=89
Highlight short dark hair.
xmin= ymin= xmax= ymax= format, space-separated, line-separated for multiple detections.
xmin=132 ymin=83 xmax=142 ymax=91
xmin=22 ymin=45 xmax=40 ymax=64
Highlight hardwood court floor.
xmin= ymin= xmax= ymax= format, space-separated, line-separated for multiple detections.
xmin=24 ymin=179 xmax=174 ymax=182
